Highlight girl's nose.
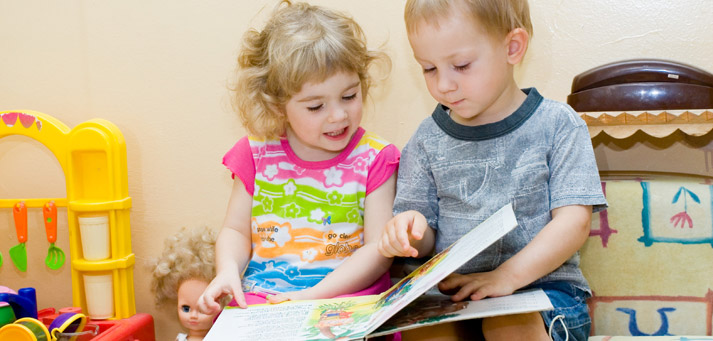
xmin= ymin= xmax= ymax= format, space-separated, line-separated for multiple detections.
xmin=328 ymin=106 xmax=348 ymax=122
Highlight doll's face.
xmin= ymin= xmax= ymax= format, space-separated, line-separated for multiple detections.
xmin=177 ymin=278 xmax=216 ymax=337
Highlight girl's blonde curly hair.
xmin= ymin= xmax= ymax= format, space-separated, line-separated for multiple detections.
xmin=234 ymin=1 xmax=390 ymax=138
xmin=151 ymin=227 xmax=218 ymax=307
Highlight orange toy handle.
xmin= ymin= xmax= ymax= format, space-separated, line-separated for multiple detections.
xmin=43 ymin=201 xmax=58 ymax=243
xmin=13 ymin=201 xmax=27 ymax=243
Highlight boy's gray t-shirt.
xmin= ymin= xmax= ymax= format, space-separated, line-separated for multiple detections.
xmin=394 ymin=88 xmax=607 ymax=291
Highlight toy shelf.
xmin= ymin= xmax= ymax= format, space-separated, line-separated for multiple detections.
xmin=0 ymin=110 xmax=136 ymax=320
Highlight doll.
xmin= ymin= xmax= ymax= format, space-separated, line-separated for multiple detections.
xmin=152 ymin=227 xmax=222 ymax=341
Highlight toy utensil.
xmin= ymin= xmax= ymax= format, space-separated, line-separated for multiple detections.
xmin=43 ymin=201 xmax=65 ymax=270
xmin=9 ymin=202 xmax=28 ymax=272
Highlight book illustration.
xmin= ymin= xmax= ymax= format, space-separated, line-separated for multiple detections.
xmin=302 ymin=299 xmax=373 ymax=340
xmin=206 ymin=203 xmax=553 ymax=340
xmin=369 ymin=290 xmax=553 ymax=337
xmin=375 ymin=246 xmax=450 ymax=310
xmin=377 ymin=294 xmax=469 ymax=330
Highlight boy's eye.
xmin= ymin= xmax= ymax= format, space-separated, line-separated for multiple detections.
xmin=307 ymin=104 xmax=323 ymax=112
xmin=181 ymin=305 xmax=190 ymax=313
xmin=454 ymin=63 xmax=470 ymax=71
xmin=342 ymin=93 xmax=357 ymax=101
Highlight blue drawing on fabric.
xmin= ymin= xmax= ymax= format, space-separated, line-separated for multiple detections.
xmin=616 ymin=307 xmax=675 ymax=336
xmin=669 ymin=186 xmax=700 ymax=229
xmin=243 ymin=260 xmax=334 ymax=292
xmin=639 ymin=182 xmax=713 ymax=247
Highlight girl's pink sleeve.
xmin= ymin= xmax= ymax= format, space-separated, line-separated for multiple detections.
xmin=222 ymin=137 xmax=255 ymax=196
xmin=365 ymin=144 xmax=400 ymax=195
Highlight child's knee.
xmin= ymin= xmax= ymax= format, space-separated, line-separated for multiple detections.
xmin=481 ymin=312 xmax=549 ymax=341
xmin=401 ymin=320 xmax=483 ymax=341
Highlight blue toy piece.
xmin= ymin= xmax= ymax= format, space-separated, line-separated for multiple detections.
xmin=0 ymin=287 xmax=38 ymax=319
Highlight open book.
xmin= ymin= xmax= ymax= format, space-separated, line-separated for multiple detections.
xmin=205 ymin=204 xmax=553 ymax=340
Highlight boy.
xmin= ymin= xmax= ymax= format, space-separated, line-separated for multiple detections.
xmin=378 ymin=0 xmax=607 ymax=340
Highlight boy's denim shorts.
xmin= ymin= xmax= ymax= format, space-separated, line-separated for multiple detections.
xmin=527 ymin=281 xmax=592 ymax=341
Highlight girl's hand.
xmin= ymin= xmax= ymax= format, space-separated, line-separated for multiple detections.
xmin=377 ymin=210 xmax=428 ymax=258
xmin=438 ymin=270 xmax=518 ymax=302
xmin=197 ymin=271 xmax=246 ymax=313
xmin=267 ymin=288 xmax=317 ymax=304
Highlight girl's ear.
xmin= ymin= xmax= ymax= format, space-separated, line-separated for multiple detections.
xmin=269 ymin=103 xmax=286 ymax=117
xmin=505 ymin=28 xmax=529 ymax=65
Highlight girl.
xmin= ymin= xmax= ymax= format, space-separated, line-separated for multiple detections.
xmin=198 ymin=0 xmax=398 ymax=313
xmin=152 ymin=227 xmax=222 ymax=341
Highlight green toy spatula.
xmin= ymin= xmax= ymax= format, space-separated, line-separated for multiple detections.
xmin=10 ymin=201 xmax=28 ymax=272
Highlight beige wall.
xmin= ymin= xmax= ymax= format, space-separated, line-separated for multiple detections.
xmin=1 ymin=1 xmax=712 ymax=339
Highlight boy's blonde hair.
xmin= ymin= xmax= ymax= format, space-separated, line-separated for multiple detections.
xmin=405 ymin=0 xmax=533 ymax=38
xmin=235 ymin=1 xmax=389 ymax=138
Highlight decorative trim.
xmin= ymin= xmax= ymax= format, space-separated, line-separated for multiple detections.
xmin=579 ymin=109 xmax=713 ymax=138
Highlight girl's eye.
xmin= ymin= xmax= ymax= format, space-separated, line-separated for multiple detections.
xmin=342 ymin=93 xmax=357 ymax=101
xmin=423 ymin=67 xmax=436 ymax=74
xmin=307 ymin=104 xmax=323 ymax=112
xmin=181 ymin=305 xmax=190 ymax=313
xmin=454 ymin=63 xmax=470 ymax=71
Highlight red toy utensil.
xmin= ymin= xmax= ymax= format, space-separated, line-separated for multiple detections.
xmin=43 ymin=201 xmax=65 ymax=270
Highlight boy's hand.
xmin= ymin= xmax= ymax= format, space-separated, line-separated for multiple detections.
xmin=438 ymin=270 xmax=518 ymax=302
xmin=377 ymin=210 xmax=428 ymax=258
xmin=198 ymin=271 xmax=246 ymax=313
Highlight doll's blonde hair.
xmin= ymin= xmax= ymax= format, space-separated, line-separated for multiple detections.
xmin=234 ymin=0 xmax=389 ymax=138
xmin=151 ymin=226 xmax=218 ymax=306
xmin=404 ymin=0 xmax=533 ymax=38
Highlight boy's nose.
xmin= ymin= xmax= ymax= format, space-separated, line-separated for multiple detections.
xmin=436 ymin=73 xmax=456 ymax=93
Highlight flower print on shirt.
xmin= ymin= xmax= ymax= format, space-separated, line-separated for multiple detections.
xmin=264 ymin=164 xmax=279 ymax=180
xmin=283 ymin=179 xmax=297 ymax=197
xmin=324 ymin=167 xmax=343 ymax=186
xmin=279 ymin=162 xmax=295 ymax=172
xmin=352 ymin=156 xmax=369 ymax=175
xmin=273 ymin=224 xmax=291 ymax=247
xmin=261 ymin=197 xmax=274 ymax=212
xmin=284 ymin=202 xmax=302 ymax=218
xmin=346 ymin=208 xmax=361 ymax=224
xmin=279 ymin=162 xmax=306 ymax=176
xmin=302 ymin=248 xmax=318 ymax=262
xmin=309 ymin=208 xmax=327 ymax=224
xmin=285 ymin=266 xmax=301 ymax=279
xmin=327 ymin=191 xmax=343 ymax=206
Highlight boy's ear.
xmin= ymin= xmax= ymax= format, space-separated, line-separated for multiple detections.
xmin=505 ymin=28 xmax=529 ymax=65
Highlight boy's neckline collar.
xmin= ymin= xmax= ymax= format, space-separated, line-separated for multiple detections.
xmin=432 ymin=88 xmax=543 ymax=141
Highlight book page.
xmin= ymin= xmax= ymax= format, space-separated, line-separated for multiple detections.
xmin=206 ymin=295 xmax=380 ymax=341
xmin=368 ymin=289 xmax=554 ymax=337
xmin=364 ymin=204 xmax=519 ymax=332
xmin=205 ymin=204 xmax=520 ymax=340
xmin=205 ymin=301 xmax=315 ymax=340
